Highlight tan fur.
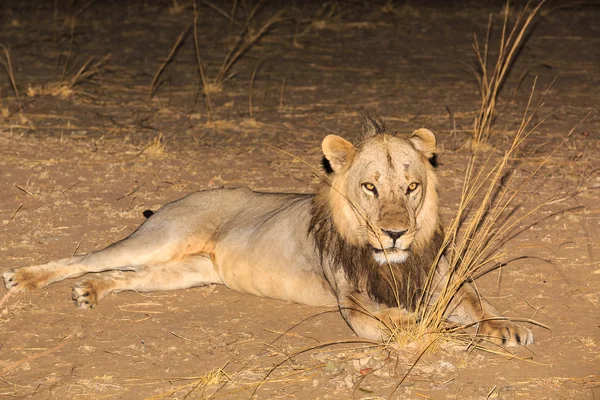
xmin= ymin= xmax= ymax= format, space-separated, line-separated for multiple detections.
xmin=2 ymin=116 xmax=533 ymax=347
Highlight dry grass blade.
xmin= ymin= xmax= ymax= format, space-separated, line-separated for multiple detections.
xmin=60 ymin=17 xmax=77 ymax=82
xmin=228 ymin=0 xmax=239 ymax=35
xmin=0 ymin=291 xmax=13 ymax=309
xmin=248 ymin=59 xmax=263 ymax=118
xmin=1 ymin=330 xmax=75 ymax=377
xmin=193 ymin=2 xmax=212 ymax=116
xmin=0 ymin=44 xmax=19 ymax=98
xmin=471 ymin=0 xmax=544 ymax=148
xmin=199 ymin=0 xmax=233 ymax=22
xmin=279 ymin=77 xmax=286 ymax=112
xmin=388 ymin=337 xmax=439 ymax=398
xmin=8 ymin=203 xmax=23 ymax=224
xmin=149 ymin=25 xmax=191 ymax=97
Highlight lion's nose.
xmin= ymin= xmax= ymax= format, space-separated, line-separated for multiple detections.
xmin=381 ymin=229 xmax=407 ymax=243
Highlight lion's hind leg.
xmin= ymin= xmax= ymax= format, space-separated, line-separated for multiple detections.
xmin=3 ymin=255 xmax=88 ymax=292
xmin=3 ymin=227 xmax=186 ymax=293
xmin=71 ymin=255 xmax=221 ymax=309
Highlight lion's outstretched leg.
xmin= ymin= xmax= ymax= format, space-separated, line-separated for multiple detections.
xmin=3 ymin=230 xmax=185 ymax=293
xmin=71 ymin=255 xmax=221 ymax=309
xmin=3 ymin=255 xmax=88 ymax=292
xmin=432 ymin=258 xmax=533 ymax=347
xmin=445 ymin=283 xmax=534 ymax=348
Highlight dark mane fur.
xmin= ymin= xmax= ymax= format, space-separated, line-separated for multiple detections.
xmin=309 ymin=192 xmax=444 ymax=310
xmin=357 ymin=112 xmax=439 ymax=168
xmin=357 ymin=112 xmax=388 ymax=142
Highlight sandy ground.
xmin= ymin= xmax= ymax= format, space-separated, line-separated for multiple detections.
xmin=0 ymin=1 xmax=598 ymax=399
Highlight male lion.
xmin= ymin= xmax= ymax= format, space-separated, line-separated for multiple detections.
xmin=3 ymin=115 xmax=533 ymax=347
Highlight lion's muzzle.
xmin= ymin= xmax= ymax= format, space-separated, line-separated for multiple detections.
xmin=381 ymin=229 xmax=407 ymax=246
xmin=369 ymin=229 xmax=414 ymax=264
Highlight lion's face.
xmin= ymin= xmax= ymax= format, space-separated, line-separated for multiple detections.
xmin=322 ymin=127 xmax=439 ymax=265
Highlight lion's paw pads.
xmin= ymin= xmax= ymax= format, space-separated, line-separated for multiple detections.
xmin=72 ymin=282 xmax=98 ymax=309
xmin=2 ymin=268 xmax=37 ymax=292
xmin=2 ymin=269 xmax=17 ymax=290
xmin=479 ymin=321 xmax=534 ymax=348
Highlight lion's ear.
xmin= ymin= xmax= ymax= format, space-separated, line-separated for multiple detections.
xmin=409 ymin=128 xmax=437 ymax=158
xmin=322 ymin=134 xmax=356 ymax=172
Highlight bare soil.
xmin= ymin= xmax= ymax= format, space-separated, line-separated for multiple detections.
xmin=0 ymin=1 xmax=598 ymax=399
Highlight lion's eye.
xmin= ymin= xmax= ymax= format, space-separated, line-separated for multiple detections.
xmin=407 ymin=182 xmax=419 ymax=193
xmin=362 ymin=182 xmax=378 ymax=197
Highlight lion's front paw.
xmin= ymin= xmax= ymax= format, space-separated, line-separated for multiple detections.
xmin=376 ymin=307 xmax=419 ymax=328
xmin=2 ymin=268 xmax=42 ymax=292
xmin=72 ymin=281 xmax=99 ymax=309
xmin=478 ymin=320 xmax=534 ymax=348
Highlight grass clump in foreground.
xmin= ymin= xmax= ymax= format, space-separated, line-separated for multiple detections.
xmin=387 ymin=81 xmax=564 ymax=358
xmin=378 ymin=0 xmax=552 ymax=359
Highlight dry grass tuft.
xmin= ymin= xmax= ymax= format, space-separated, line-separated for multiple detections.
xmin=139 ymin=365 xmax=228 ymax=400
xmin=471 ymin=1 xmax=544 ymax=149
xmin=144 ymin=132 xmax=167 ymax=156
xmin=27 ymin=54 xmax=111 ymax=99
xmin=193 ymin=2 xmax=212 ymax=115
xmin=387 ymin=80 xmax=566 ymax=358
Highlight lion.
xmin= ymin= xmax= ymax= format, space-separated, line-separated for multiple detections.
xmin=2 ymin=115 xmax=533 ymax=347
